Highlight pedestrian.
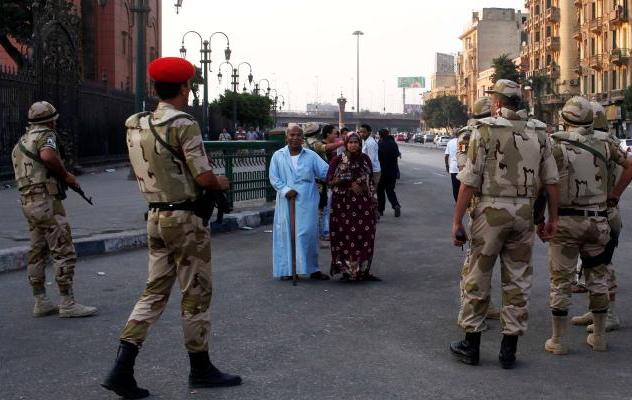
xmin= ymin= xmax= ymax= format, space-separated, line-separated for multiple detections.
xmin=102 ymin=57 xmax=241 ymax=399
xmin=269 ymin=125 xmax=331 ymax=281
xmin=543 ymin=96 xmax=632 ymax=355
xmin=445 ymin=134 xmax=460 ymax=202
xmin=219 ymin=128 xmax=232 ymax=141
xmin=235 ymin=127 xmax=246 ymax=140
xmin=377 ymin=128 xmax=401 ymax=217
xmin=450 ymin=79 xmax=560 ymax=369
xmin=323 ymin=124 xmax=344 ymax=161
xmin=11 ymin=101 xmax=97 ymax=319
xmin=358 ymin=124 xmax=381 ymax=185
xmin=571 ymin=102 xmax=622 ymax=333
xmin=327 ymin=132 xmax=379 ymax=281
xmin=246 ymin=126 xmax=258 ymax=140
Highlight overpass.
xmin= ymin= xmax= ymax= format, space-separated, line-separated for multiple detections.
xmin=276 ymin=111 xmax=422 ymax=132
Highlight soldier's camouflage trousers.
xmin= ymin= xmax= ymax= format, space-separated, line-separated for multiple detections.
xmin=459 ymin=199 xmax=534 ymax=336
xmin=550 ymin=215 xmax=610 ymax=312
xmin=606 ymin=207 xmax=621 ymax=293
xmin=120 ymin=210 xmax=212 ymax=353
xmin=21 ymin=192 xmax=76 ymax=296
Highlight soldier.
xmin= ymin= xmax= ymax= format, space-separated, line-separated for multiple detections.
xmin=571 ymin=102 xmax=622 ymax=332
xmin=11 ymin=101 xmax=97 ymax=319
xmin=544 ymin=97 xmax=632 ymax=355
xmin=456 ymin=96 xmax=501 ymax=323
xmin=102 ymin=57 xmax=241 ymax=399
xmin=450 ymin=79 xmax=560 ymax=369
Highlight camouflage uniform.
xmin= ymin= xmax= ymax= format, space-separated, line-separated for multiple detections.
xmin=122 ymin=102 xmax=214 ymax=353
xmin=12 ymin=124 xmax=76 ymax=297
xmin=457 ymin=95 xmax=559 ymax=336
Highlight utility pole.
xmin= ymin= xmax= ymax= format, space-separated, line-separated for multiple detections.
xmin=352 ymin=30 xmax=364 ymax=126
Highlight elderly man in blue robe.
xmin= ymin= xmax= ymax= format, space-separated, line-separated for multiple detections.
xmin=269 ymin=125 xmax=330 ymax=280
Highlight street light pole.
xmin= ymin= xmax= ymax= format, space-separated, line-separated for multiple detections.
xmin=352 ymin=30 xmax=364 ymax=126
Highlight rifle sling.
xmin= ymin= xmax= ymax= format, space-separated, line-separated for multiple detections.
xmin=147 ymin=115 xmax=189 ymax=164
xmin=557 ymin=138 xmax=607 ymax=165
xmin=18 ymin=142 xmax=44 ymax=164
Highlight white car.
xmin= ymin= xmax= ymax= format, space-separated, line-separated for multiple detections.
xmin=437 ymin=136 xmax=451 ymax=147
xmin=620 ymin=138 xmax=632 ymax=154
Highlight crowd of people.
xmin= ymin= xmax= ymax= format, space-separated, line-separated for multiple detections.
xmin=449 ymin=79 xmax=632 ymax=370
xmin=269 ymin=122 xmax=402 ymax=283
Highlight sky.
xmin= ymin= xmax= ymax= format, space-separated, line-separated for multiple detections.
xmin=162 ymin=0 xmax=524 ymax=113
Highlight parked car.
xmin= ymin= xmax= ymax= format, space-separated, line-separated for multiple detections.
xmin=413 ymin=133 xmax=424 ymax=143
xmin=396 ymin=133 xmax=407 ymax=142
xmin=620 ymin=138 xmax=632 ymax=154
xmin=437 ymin=136 xmax=451 ymax=147
xmin=422 ymin=133 xmax=435 ymax=144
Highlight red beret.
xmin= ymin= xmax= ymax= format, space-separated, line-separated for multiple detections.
xmin=148 ymin=57 xmax=195 ymax=83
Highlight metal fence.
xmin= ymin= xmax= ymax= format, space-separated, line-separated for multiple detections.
xmin=204 ymin=140 xmax=283 ymax=206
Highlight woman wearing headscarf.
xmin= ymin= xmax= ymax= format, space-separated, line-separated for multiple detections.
xmin=326 ymin=132 xmax=379 ymax=281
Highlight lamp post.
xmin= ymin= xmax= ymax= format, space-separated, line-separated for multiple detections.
xmin=218 ymin=61 xmax=238 ymax=128
xmin=174 ymin=0 xmax=183 ymax=13
xmin=269 ymin=88 xmax=279 ymax=127
xmin=255 ymin=78 xmax=271 ymax=97
xmin=237 ymin=62 xmax=254 ymax=93
xmin=180 ymin=31 xmax=231 ymax=138
xmin=352 ymin=30 xmax=364 ymax=126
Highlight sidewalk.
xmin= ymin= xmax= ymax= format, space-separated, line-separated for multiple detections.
xmin=0 ymin=167 xmax=274 ymax=273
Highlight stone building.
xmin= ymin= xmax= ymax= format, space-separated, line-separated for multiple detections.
xmin=423 ymin=53 xmax=458 ymax=102
xmin=456 ymin=8 xmax=525 ymax=111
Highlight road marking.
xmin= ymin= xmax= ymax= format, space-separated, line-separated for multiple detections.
xmin=433 ymin=172 xmax=447 ymax=177
xmin=413 ymin=181 xmax=423 ymax=185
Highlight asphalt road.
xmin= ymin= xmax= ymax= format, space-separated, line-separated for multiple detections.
xmin=1 ymin=145 xmax=632 ymax=400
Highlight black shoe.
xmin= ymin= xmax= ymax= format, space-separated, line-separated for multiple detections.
xmin=310 ymin=271 xmax=330 ymax=280
xmin=394 ymin=206 xmax=401 ymax=218
xmin=101 ymin=341 xmax=150 ymax=399
xmin=499 ymin=335 xmax=518 ymax=369
xmin=449 ymin=332 xmax=480 ymax=366
xmin=188 ymin=352 xmax=242 ymax=388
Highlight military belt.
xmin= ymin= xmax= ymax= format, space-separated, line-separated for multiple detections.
xmin=558 ymin=208 xmax=607 ymax=218
xmin=479 ymin=196 xmax=534 ymax=205
xmin=148 ymin=201 xmax=196 ymax=212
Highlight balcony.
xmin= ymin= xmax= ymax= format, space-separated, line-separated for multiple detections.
xmin=589 ymin=17 xmax=603 ymax=33
xmin=610 ymin=48 xmax=631 ymax=65
xmin=546 ymin=7 xmax=561 ymax=23
xmin=572 ymin=29 xmax=582 ymax=41
xmin=547 ymin=64 xmax=560 ymax=79
xmin=609 ymin=7 xmax=627 ymax=26
xmin=610 ymin=89 xmax=625 ymax=101
xmin=542 ymin=94 xmax=571 ymax=105
xmin=546 ymin=36 xmax=561 ymax=51
xmin=590 ymin=54 xmax=604 ymax=69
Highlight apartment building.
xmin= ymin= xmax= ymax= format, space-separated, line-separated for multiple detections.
xmin=456 ymin=8 xmax=524 ymax=111
xmin=423 ymin=53 xmax=458 ymax=102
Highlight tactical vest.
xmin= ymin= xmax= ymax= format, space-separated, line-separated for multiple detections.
xmin=592 ymin=129 xmax=622 ymax=193
xmin=125 ymin=109 xmax=202 ymax=204
xmin=11 ymin=126 xmax=59 ymax=194
xmin=478 ymin=117 xmax=544 ymax=198
xmin=552 ymin=129 xmax=609 ymax=208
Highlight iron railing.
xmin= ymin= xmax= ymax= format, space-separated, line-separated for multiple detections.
xmin=204 ymin=140 xmax=283 ymax=207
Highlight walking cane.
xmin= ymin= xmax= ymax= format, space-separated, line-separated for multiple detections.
xmin=289 ymin=196 xmax=298 ymax=286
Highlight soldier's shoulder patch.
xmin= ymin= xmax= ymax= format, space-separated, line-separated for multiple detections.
xmin=44 ymin=136 xmax=57 ymax=149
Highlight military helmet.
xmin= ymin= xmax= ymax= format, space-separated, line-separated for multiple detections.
xmin=302 ymin=122 xmax=321 ymax=137
xmin=485 ymin=79 xmax=522 ymax=99
xmin=590 ymin=101 xmax=607 ymax=130
xmin=27 ymin=101 xmax=59 ymax=125
xmin=471 ymin=97 xmax=491 ymax=119
xmin=561 ymin=96 xmax=593 ymax=126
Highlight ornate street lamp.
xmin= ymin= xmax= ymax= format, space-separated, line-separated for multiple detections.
xmin=174 ymin=0 xmax=183 ymax=13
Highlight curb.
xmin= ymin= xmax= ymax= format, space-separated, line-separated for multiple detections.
xmin=0 ymin=207 xmax=275 ymax=274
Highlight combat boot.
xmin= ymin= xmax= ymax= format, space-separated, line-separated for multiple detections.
xmin=571 ymin=311 xmax=592 ymax=326
xmin=102 ymin=341 xmax=150 ymax=399
xmin=587 ymin=312 xmax=608 ymax=352
xmin=188 ymin=352 xmax=242 ymax=388
xmin=498 ymin=335 xmax=518 ymax=369
xmin=449 ymin=332 xmax=480 ymax=366
xmin=32 ymin=294 xmax=58 ymax=317
xmin=59 ymin=294 xmax=97 ymax=318
xmin=586 ymin=304 xmax=620 ymax=333
xmin=544 ymin=315 xmax=568 ymax=355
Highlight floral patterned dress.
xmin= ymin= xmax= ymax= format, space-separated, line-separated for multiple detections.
xmin=327 ymin=152 xmax=377 ymax=280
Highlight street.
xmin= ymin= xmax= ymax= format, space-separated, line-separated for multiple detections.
xmin=1 ymin=145 xmax=632 ymax=400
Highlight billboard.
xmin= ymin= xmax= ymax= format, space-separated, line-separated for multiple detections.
xmin=398 ymin=77 xmax=425 ymax=89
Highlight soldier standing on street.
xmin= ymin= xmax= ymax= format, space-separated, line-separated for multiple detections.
xmin=102 ymin=57 xmax=241 ymax=399
xmin=571 ymin=102 xmax=623 ymax=333
xmin=543 ymin=97 xmax=632 ymax=355
xmin=450 ymin=80 xmax=560 ymax=369
xmin=11 ymin=101 xmax=97 ymax=319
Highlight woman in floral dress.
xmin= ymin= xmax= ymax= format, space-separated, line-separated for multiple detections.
xmin=326 ymin=132 xmax=379 ymax=281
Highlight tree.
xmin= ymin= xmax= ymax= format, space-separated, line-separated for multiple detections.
xmin=0 ymin=0 xmax=77 ymax=69
xmin=422 ymin=96 xmax=468 ymax=129
xmin=212 ymin=91 xmax=274 ymax=129
xmin=490 ymin=54 xmax=522 ymax=84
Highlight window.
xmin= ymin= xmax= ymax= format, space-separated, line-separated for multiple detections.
xmin=612 ymin=70 xmax=618 ymax=90
xmin=603 ymin=71 xmax=608 ymax=92
xmin=623 ymin=67 xmax=628 ymax=87
xmin=613 ymin=30 xmax=617 ymax=49
xmin=121 ymin=32 xmax=128 ymax=55
xmin=546 ymin=26 xmax=552 ymax=37
xmin=591 ymin=37 xmax=596 ymax=55
xmin=591 ymin=74 xmax=596 ymax=93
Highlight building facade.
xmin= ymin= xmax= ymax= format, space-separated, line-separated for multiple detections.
xmin=0 ymin=0 xmax=161 ymax=93
xmin=424 ymin=53 xmax=458 ymax=102
xmin=457 ymin=8 xmax=525 ymax=111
